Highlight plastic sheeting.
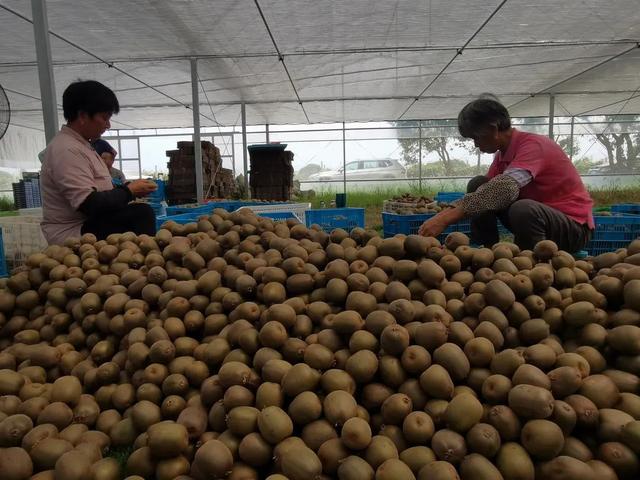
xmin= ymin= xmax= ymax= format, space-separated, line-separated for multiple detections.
xmin=0 ymin=0 xmax=639 ymax=130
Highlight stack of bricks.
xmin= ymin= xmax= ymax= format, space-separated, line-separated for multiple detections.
xmin=249 ymin=148 xmax=294 ymax=201
xmin=165 ymin=141 xmax=236 ymax=204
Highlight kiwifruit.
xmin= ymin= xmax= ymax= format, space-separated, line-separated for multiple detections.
xmin=339 ymin=416 xmax=371 ymax=450
xmin=464 ymin=337 xmax=495 ymax=367
xmin=431 ymin=429 xmax=467 ymax=464
xmin=338 ymin=455 xmax=375 ymax=480
xmin=433 ymin=342 xmax=470 ymax=382
xmin=316 ymin=437 xmax=349 ymax=475
xmin=561 ymin=436 xmax=594 ymax=462
xmin=400 ymin=345 xmax=431 ymax=375
xmin=548 ymin=366 xmax=583 ymax=398
xmin=58 ymin=423 xmax=88 ymax=445
xmin=279 ymin=445 xmax=323 ymax=480
xmin=257 ymin=406 xmax=293 ymax=444
xmin=487 ymin=405 xmax=521 ymax=441
xmin=147 ymin=422 xmax=189 ymax=458
xmin=490 ymin=349 xmax=525 ymax=377
xmin=444 ymin=393 xmax=483 ymax=432
xmin=381 ymin=393 xmax=412 ymax=425
xmin=53 ymin=450 xmax=92 ymax=480
xmin=460 ymin=453 xmax=503 ymax=480
xmin=420 ymin=364 xmax=454 ymax=399
xmin=30 ymin=437 xmax=74 ymax=470
xmin=496 ymin=442 xmax=534 ymax=480
xmin=603 ymin=369 xmax=640 ymax=393
xmin=538 ymin=456 xmax=596 ymax=480
xmin=192 ymin=439 xmax=234 ymax=478
xmin=466 ymin=422 xmax=501 ymax=458
xmin=565 ymin=395 xmax=599 ymax=429
xmin=521 ymin=419 xmax=565 ymax=460
xmin=579 ymin=374 xmax=620 ymax=408
xmin=0 ymin=446 xmax=33 ymax=480
xmin=0 ymin=414 xmax=33 ymax=447
xmin=417 ymin=460 xmax=460 ymax=480
xmin=238 ymin=432 xmax=272 ymax=467
xmin=286 ymin=391 xmax=321 ymax=426
xmin=364 ymin=435 xmax=399 ymax=470
xmin=414 ymin=321 xmax=449 ymax=351
xmin=374 ymin=458 xmax=416 ymax=480
xmin=598 ymin=408 xmax=635 ymax=442
xmin=323 ymin=390 xmax=358 ymax=426
xmin=402 ymin=411 xmax=435 ymax=445
xmin=512 ymin=363 xmax=551 ymax=389
xmin=37 ymin=402 xmax=73 ymax=430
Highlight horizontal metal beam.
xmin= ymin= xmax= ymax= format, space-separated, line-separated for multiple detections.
xmin=1 ymin=39 xmax=638 ymax=67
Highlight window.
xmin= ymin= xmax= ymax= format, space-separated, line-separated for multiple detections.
xmin=118 ymin=139 xmax=139 ymax=159
xmin=380 ymin=160 xmax=392 ymax=167
xmin=345 ymin=162 xmax=360 ymax=171
xmin=363 ymin=161 xmax=378 ymax=169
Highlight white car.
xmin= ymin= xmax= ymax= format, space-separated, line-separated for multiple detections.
xmin=308 ymin=159 xmax=407 ymax=181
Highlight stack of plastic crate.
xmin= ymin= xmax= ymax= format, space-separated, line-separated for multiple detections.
xmin=586 ymin=214 xmax=640 ymax=256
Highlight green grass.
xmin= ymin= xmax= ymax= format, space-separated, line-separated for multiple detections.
xmin=107 ymin=445 xmax=133 ymax=470
xmin=0 ymin=197 xmax=16 ymax=212
xmin=300 ymin=185 xmax=640 ymax=230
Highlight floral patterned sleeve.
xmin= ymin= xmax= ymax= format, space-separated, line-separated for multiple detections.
xmin=454 ymin=174 xmax=521 ymax=215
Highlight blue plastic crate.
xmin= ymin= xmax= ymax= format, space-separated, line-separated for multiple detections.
xmin=611 ymin=203 xmax=640 ymax=215
xmin=382 ymin=212 xmax=472 ymax=241
xmin=586 ymin=214 xmax=640 ymax=255
xmin=305 ymin=208 xmax=365 ymax=232
xmin=0 ymin=228 xmax=7 ymax=278
xmin=166 ymin=200 xmax=279 ymax=216
xmin=258 ymin=211 xmax=301 ymax=222
xmin=435 ymin=192 xmax=465 ymax=203
xmin=148 ymin=180 xmax=166 ymax=203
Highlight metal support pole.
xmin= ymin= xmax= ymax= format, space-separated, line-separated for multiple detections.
xmin=477 ymin=149 xmax=481 ymax=174
xmin=231 ymin=134 xmax=236 ymax=177
xmin=190 ymin=58 xmax=204 ymax=202
xmin=418 ymin=123 xmax=423 ymax=193
xmin=31 ymin=0 xmax=58 ymax=143
xmin=241 ymin=103 xmax=249 ymax=198
xmin=569 ymin=116 xmax=575 ymax=161
xmin=548 ymin=94 xmax=555 ymax=139
xmin=265 ymin=124 xmax=270 ymax=143
xmin=342 ymin=121 xmax=347 ymax=195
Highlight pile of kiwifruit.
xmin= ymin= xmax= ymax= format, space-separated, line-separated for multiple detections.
xmin=385 ymin=194 xmax=441 ymax=215
xmin=0 ymin=206 xmax=640 ymax=480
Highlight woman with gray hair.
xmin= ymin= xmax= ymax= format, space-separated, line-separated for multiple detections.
xmin=419 ymin=97 xmax=593 ymax=251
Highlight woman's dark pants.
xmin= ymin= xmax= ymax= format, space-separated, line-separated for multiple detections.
xmin=467 ymin=175 xmax=591 ymax=252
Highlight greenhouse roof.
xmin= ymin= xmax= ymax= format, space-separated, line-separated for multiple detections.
xmin=1 ymin=0 xmax=640 ymax=130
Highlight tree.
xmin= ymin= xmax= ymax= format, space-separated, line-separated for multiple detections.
xmin=394 ymin=120 xmax=475 ymax=176
xmin=593 ymin=116 xmax=640 ymax=172
xmin=295 ymin=163 xmax=323 ymax=180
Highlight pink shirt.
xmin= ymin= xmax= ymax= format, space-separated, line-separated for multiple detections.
xmin=487 ymin=129 xmax=594 ymax=229
xmin=41 ymin=126 xmax=114 ymax=244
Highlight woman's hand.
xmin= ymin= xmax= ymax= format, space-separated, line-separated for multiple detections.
xmin=418 ymin=215 xmax=448 ymax=237
xmin=127 ymin=179 xmax=158 ymax=197
xmin=418 ymin=206 xmax=465 ymax=237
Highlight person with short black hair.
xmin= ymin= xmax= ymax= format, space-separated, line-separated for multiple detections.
xmin=419 ymin=97 xmax=594 ymax=252
xmin=41 ymin=80 xmax=158 ymax=244
xmin=92 ymin=138 xmax=126 ymax=185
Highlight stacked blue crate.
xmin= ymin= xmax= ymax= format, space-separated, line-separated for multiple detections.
xmin=0 ymin=228 xmax=7 ymax=278
xmin=611 ymin=204 xmax=640 ymax=215
xmin=435 ymin=192 xmax=465 ymax=203
xmin=586 ymin=214 xmax=640 ymax=256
